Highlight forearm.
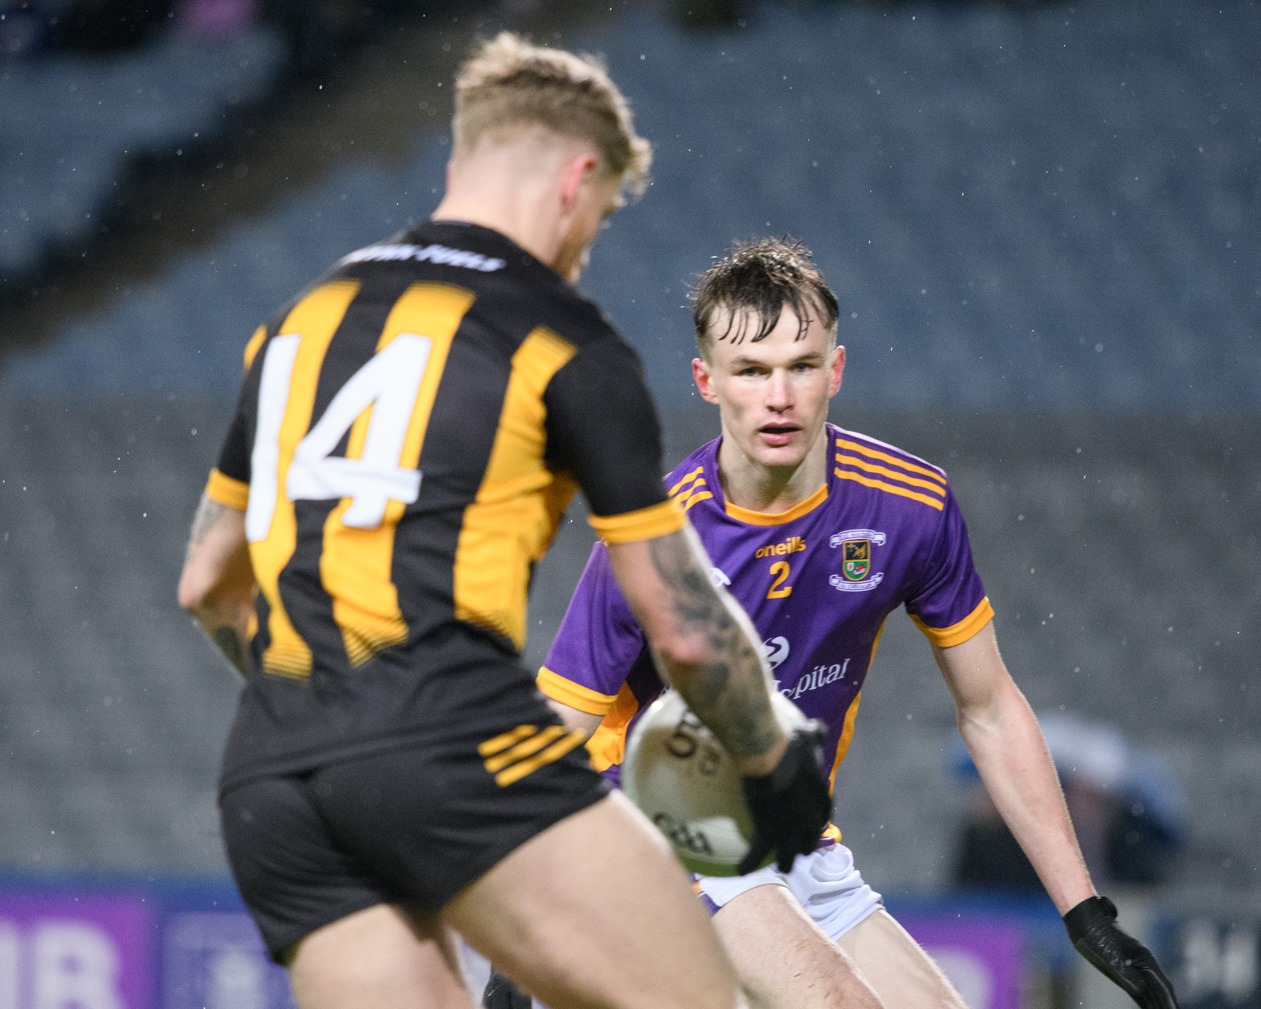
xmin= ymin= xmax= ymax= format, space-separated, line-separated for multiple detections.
xmin=960 ymin=682 xmax=1095 ymax=912
xmin=179 ymin=494 xmax=254 ymax=678
xmin=645 ymin=531 xmax=784 ymax=773
xmin=189 ymin=597 xmax=253 ymax=676
xmin=608 ymin=527 xmax=785 ymax=775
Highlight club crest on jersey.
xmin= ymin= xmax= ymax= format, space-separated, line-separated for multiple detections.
xmin=842 ymin=541 xmax=870 ymax=580
xmin=829 ymin=529 xmax=887 ymax=592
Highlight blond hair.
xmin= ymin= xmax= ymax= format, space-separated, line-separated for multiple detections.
xmin=453 ymin=32 xmax=652 ymax=198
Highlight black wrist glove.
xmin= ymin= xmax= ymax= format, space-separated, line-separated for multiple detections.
xmin=1064 ymin=895 xmax=1180 ymax=1009
xmin=737 ymin=720 xmax=831 ymax=875
xmin=482 ymin=967 xmax=531 ymax=1009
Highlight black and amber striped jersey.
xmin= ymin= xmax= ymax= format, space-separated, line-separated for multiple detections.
xmin=205 ymin=221 xmax=684 ymax=788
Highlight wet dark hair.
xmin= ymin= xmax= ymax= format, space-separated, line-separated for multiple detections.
xmin=690 ymin=237 xmax=839 ymax=357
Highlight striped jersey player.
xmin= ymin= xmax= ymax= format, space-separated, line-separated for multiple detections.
xmin=178 ymin=34 xmax=836 ymax=1009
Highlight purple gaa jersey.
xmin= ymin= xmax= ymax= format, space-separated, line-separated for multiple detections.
xmin=538 ymin=422 xmax=994 ymax=791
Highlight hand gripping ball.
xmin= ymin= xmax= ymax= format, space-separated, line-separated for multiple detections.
xmin=622 ymin=689 xmax=807 ymax=876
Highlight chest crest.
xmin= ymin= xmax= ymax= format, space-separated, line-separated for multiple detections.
xmin=828 ymin=529 xmax=888 ymax=592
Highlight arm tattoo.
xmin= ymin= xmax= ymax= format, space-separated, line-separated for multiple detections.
xmin=186 ymin=496 xmax=234 ymax=557
xmin=648 ymin=537 xmax=779 ymax=761
xmin=211 ymin=626 xmax=248 ymax=678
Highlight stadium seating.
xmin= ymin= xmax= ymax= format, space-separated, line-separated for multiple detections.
xmin=0 ymin=24 xmax=285 ymax=285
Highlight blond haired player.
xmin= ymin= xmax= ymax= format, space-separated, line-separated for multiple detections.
xmin=178 ymin=37 xmax=829 ymax=1009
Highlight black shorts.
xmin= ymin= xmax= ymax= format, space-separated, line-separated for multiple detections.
xmin=219 ymin=680 xmax=608 ymax=962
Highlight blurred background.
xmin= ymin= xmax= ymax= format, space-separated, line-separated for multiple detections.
xmin=0 ymin=0 xmax=1257 ymax=1006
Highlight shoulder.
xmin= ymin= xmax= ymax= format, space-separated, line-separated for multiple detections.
xmin=328 ymin=223 xmax=629 ymax=358
xmin=829 ymin=424 xmax=953 ymax=514
xmin=831 ymin=424 xmax=947 ymax=480
xmin=664 ymin=439 xmax=720 ymax=503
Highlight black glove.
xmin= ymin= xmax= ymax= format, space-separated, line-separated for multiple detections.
xmin=1064 ymin=895 xmax=1180 ymax=1009
xmin=737 ymin=720 xmax=831 ymax=875
xmin=482 ymin=967 xmax=532 ymax=1009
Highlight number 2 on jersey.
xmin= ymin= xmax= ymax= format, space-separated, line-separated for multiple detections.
xmin=246 ymin=333 xmax=433 ymax=541
xmin=767 ymin=560 xmax=793 ymax=599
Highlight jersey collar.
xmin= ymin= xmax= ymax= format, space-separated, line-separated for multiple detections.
xmin=723 ymin=483 xmax=829 ymax=526
xmin=705 ymin=435 xmax=832 ymax=527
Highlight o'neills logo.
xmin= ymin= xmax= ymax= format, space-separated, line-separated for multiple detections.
xmin=755 ymin=536 xmax=807 ymax=559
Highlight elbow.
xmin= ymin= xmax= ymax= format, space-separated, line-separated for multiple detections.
xmin=631 ymin=597 xmax=717 ymax=672
xmin=177 ymin=567 xmax=211 ymax=617
xmin=647 ymin=631 xmax=716 ymax=685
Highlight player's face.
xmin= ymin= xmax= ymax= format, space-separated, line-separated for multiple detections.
xmin=555 ymin=173 xmax=621 ymax=282
xmin=693 ymin=304 xmax=844 ymax=473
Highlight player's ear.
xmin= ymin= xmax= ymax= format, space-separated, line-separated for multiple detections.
xmin=693 ymin=357 xmax=720 ymax=405
xmin=828 ymin=344 xmax=845 ymax=398
xmin=558 ymin=152 xmax=599 ymax=215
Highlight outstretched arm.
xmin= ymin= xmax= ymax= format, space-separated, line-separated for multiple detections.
xmin=935 ymin=622 xmax=1181 ymax=1008
xmin=177 ymin=494 xmax=254 ymax=677
xmin=933 ymin=620 xmax=1093 ymax=911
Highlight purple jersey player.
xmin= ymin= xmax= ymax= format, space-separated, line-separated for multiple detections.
xmin=528 ymin=241 xmax=1180 ymax=1009
xmin=540 ymin=426 xmax=991 ymax=799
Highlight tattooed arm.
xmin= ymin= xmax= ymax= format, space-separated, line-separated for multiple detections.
xmin=177 ymin=494 xmax=254 ymax=678
xmin=606 ymin=523 xmax=786 ymax=775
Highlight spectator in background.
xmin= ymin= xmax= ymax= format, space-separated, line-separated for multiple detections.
xmin=953 ymin=712 xmax=1185 ymax=892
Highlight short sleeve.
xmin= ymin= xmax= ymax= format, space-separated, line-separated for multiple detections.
xmin=537 ymin=541 xmax=648 ymax=715
xmin=203 ymin=335 xmax=263 ymax=509
xmin=904 ymin=487 xmax=994 ymax=648
xmin=544 ymin=337 xmax=685 ymax=544
xmin=215 ymin=406 xmax=251 ymax=482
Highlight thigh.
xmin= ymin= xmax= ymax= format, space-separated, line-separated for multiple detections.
xmin=444 ymin=791 xmax=743 ymax=1009
xmin=290 ymin=904 xmax=474 ymax=1009
xmin=713 ymin=883 xmax=883 ymax=1009
xmin=836 ymin=909 xmax=968 ymax=1009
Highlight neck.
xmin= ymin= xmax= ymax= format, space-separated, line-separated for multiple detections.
xmin=432 ymin=139 xmax=567 ymax=270
xmin=436 ymin=159 xmax=559 ymax=269
xmin=716 ymin=423 xmax=830 ymax=514
xmin=432 ymin=194 xmax=559 ymax=269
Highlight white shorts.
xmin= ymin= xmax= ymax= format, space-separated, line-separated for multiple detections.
xmin=695 ymin=841 xmax=883 ymax=942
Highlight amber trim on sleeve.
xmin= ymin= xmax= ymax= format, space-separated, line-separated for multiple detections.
xmin=535 ymin=666 xmax=619 ymax=717
xmin=204 ymin=468 xmax=250 ymax=511
xmin=587 ymin=498 xmax=686 ymax=544
xmin=242 ymin=325 xmax=267 ymax=372
xmin=910 ymin=596 xmax=995 ymax=649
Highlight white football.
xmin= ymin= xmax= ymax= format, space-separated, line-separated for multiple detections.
xmin=622 ymin=689 xmax=807 ymax=877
